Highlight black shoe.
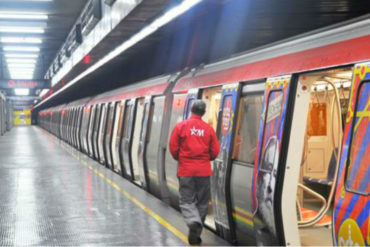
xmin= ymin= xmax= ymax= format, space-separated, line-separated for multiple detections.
xmin=188 ymin=223 xmax=202 ymax=245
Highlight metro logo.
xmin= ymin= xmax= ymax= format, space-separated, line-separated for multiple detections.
xmin=190 ymin=126 xmax=204 ymax=137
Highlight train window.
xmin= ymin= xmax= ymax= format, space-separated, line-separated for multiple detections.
xmin=232 ymin=93 xmax=264 ymax=164
xmin=218 ymin=95 xmax=233 ymax=140
xmin=185 ymin=98 xmax=194 ymax=119
xmin=345 ymin=81 xmax=370 ymax=195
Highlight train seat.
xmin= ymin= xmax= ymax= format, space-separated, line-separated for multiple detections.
xmin=303 ymin=149 xmax=337 ymax=186
xmin=299 ymin=207 xmax=332 ymax=227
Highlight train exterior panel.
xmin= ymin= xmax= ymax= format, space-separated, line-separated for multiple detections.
xmin=37 ymin=17 xmax=369 ymax=246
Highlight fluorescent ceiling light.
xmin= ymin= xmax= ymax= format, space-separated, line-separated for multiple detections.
xmin=14 ymin=89 xmax=30 ymax=96
xmin=10 ymin=74 xmax=34 ymax=80
xmin=7 ymin=64 xmax=35 ymax=68
xmin=6 ymin=58 xmax=37 ymax=64
xmin=3 ymin=46 xmax=40 ymax=52
xmin=5 ymin=53 xmax=38 ymax=58
xmin=0 ymin=12 xmax=48 ymax=20
xmin=0 ymin=27 xmax=45 ymax=33
xmin=1 ymin=37 xmax=42 ymax=44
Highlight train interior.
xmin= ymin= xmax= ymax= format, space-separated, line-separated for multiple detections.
xmin=294 ymin=67 xmax=352 ymax=246
xmin=201 ymin=86 xmax=222 ymax=230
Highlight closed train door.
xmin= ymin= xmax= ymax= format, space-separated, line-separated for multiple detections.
xmin=120 ymin=99 xmax=136 ymax=180
xmin=211 ymin=83 xmax=241 ymax=242
xmin=252 ymin=76 xmax=293 ymax=245
xmin=333 ymin=62 xmax=369 ymax=246
xmin=137 ymin=97 xmax=153 ymax=190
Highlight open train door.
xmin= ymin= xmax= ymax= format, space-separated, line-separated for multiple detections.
xmin=252 ymin=76 xmax=293 ymax=245
xmin=333 ymin=62 xmax=370 ymax=246
xmin=212 ymin=83 xmax=241 ymax=243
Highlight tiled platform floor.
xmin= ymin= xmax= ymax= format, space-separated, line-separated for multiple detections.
xmin=0 ymin=127 xmax=228 ymax=246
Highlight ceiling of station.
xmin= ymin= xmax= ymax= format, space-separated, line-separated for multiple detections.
xmin=0 ymin=0 xmax=87 ymax=101
xmin=2 ymin=0 xmax=369 ymax=110
xmin=37 ymin=0 xmax=369 ymax=109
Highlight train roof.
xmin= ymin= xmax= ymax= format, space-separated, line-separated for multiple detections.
xmin=85 ymin=74 xmax=173 ymax=106
xmin=173 ymin=15 xmax=370 ymax=92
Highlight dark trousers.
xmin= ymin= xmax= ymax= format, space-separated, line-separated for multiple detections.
xmin=178 ymin=176 xmax=210 ymax=236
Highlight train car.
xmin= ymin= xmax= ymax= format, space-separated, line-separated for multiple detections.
xmin=38 ymin=16 xmax=369 ymax=246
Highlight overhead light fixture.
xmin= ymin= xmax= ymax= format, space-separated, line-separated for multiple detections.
xmin=0 ymin=27 xmax=45 ymax=33
xmin=0 ymin=12 xmax=48 ymax=20
xmin=6 ymin=58 xmax=37 ymax=64
xmin=1 ymin=37 xmax=42 ymax=44
xmin=3 ymin=46 xmax=40 ymax=52
xmin=7 ymin=64 xmax=35 ymax=68
xmin=5 ymin=53 xmax=39 ymax=58
xmin=14 ymin=89 xmax=30 ymax=96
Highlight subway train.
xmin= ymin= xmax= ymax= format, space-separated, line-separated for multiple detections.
xmin=38 ymin=17 xmax=369 ymax=246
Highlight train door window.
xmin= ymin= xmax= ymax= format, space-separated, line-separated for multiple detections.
xmin=201 ymin=86 xmax=222 ymax=130
xmin=146 ymin=96 xmax=165 ymax=196
xmin=165 ymin=94 xmax=187 ymax=202
xmin=131 ymin=98 xmax=145 ymax=183
xmin=230 ymin=85 xmax=264 ymax=245
xmin=345 ymin=81 xmax=369 ymax=195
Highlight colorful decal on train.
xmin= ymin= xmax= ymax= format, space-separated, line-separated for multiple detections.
xmin=334 ymin=62 xmax=370 ymax=247
xmin=252 ymin=76 xmax=291 ymax=245
xmin=212 ymin=83 xmax=239 ymax=229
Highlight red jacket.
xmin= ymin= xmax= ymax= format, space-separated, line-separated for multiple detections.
xmin=169 ymin=114 xmax=220 ymax=177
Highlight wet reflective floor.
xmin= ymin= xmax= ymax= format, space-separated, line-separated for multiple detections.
xmin=0 ymin=127 xmax=228 ymax=246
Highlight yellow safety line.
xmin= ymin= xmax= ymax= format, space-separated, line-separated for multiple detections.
xmin=60 ymin=145 xmax=188 ymax=244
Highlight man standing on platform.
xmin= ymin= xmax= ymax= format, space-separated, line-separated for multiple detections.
xmin=169 ymin=100 xmax=220 ymax=245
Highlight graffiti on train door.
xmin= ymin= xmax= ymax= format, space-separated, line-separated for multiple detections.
xmin=213 ymin=83 xmax=239 ymax=230
xmin=333 ymin=62 xmax=370 ymax=247
xmin=252 ymin=76 xmax=292 ymax=245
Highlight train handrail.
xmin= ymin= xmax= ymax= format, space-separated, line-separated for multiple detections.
xmin=298 ymin=79 xmax=343 ymax=228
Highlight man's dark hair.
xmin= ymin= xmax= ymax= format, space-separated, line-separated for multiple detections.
xmin=191 ymin=100 xmax=206 ymax=116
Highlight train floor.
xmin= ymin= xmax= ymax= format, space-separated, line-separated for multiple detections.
xmin=0 ymin=126 xmax=228 ymax=246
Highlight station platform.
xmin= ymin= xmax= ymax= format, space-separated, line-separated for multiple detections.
xmin=0 ymin=127 xmax=228 ymax=246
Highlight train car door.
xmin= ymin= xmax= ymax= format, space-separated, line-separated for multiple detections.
xmin=131 ymin=98 xmax=145 ymax=186
xmin=112 ymin=100 xmax=125 ymax=174
xmin=138 ymin=97 xmax=153 ymax=190
xmin=76 ymin=107 xmax=83 ymax=151
xmin=252 ymin=76 xmax=293 ymax=246
xmin=93 ymin=104 xmax=102 ymax=160
xmin=98 ymin=103 xmax=109 ymax=165
xmin=230 ymin=82 xmax=265 ymax=245
xmin=333 ymin=62 xmax=369 ymax=246
xmin=211 ymin=83 xmax=241 ymax=242
xmin=121 ymin=99 xmax=138 ymax=181
xmin=87 ymin=105 xmax=96 ymax=157
xmin=104 ymin=102 xmax=117 ymax=170
xmin=145 ymin=96 xmax=166 ymax=198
